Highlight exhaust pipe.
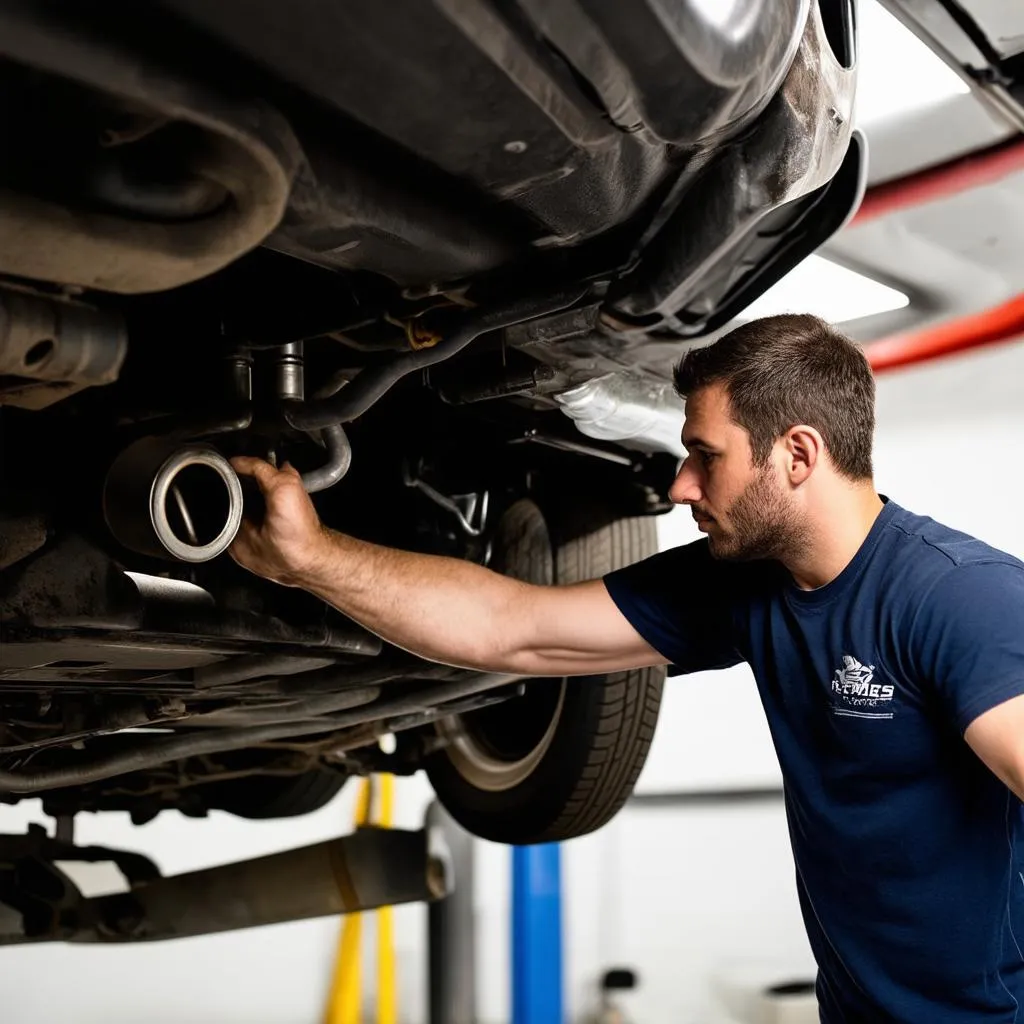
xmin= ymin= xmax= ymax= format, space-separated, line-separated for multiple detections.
xmin=103 ymin=436 xmax=243 ymax=562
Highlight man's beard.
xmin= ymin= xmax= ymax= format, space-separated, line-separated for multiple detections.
xmin=702 ymin=467 xmax=805 ymax=562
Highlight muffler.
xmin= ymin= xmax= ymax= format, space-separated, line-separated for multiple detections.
xmin=103 ymin=436 xmax=243 ymax=562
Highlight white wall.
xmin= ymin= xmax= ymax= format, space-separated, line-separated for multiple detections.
xmin=872 ymin=340 xmax=1024 ymax=558
xmin=4 ymin=341 xmax=1022 ymax=1024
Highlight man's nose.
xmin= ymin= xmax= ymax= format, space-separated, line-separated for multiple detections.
xmin=668 ymin=457 xmax=702 ymax=505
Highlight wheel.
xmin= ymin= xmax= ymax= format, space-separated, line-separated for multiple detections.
xmin=426 ymin=498 xmax=665 ymax=844
xmin=203 ymin=768 xmax=346 ymax=819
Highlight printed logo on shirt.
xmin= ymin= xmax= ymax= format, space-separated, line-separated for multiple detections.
xmin=830 ymin=655 xmax=895 ymax=719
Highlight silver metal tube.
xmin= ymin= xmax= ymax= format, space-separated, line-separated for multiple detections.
xmin=275 ymin=341 xmax=305 ymax=402
xmin=300 ymin=423 xmax=353 ymax=493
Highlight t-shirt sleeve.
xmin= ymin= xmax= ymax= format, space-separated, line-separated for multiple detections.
xmin=603 ymin=539 xmax=745 ymax=675
xmin=912 ymin=560 xmax=1024 ymax=733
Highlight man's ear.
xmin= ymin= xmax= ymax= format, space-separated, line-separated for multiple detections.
xmin=782 ymin=425 xmax=824 ymax=485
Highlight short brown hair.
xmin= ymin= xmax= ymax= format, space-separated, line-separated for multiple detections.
xmin=673 ymin=314 xmax=875 ymax=480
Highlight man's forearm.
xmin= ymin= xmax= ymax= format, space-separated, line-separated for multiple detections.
xmin=296 ymin=529 xmax=534 ymax=671
xmin=226 ymin=456 xmax=660 ymax=678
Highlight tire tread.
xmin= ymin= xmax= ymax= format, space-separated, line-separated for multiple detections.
xmin=537 ymin=514 xmax=665 ymax=841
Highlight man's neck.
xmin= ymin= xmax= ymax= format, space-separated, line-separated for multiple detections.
xmin=783 ymin=483 xmax=884 ymax=591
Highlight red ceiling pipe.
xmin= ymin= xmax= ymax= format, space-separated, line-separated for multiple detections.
xmin=865 ymin=292 xmax=1024 ymax=372
xmin=851 ymin=136 xmax=1024 ymax=226
xmin=853 ymin=136 xmax=1024 ymax=369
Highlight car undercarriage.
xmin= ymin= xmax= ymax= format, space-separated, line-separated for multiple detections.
xmin=0 ymin=0 xmax=859 ymax=851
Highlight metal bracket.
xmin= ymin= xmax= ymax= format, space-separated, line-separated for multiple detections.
xmin=403 ymin=463 xmax=489 ymax=537
xmin=0 ymin=286 xmax=127 ymax=410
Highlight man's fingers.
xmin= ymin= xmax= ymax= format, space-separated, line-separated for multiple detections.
xmin=231 ymin=456 xmax=280 ymax=492
xmin=280 ymin=461 xmax=303 ymax=480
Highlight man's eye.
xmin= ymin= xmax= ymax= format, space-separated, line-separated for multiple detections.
xmin=700 ymin=451 xmax=716 ymax=465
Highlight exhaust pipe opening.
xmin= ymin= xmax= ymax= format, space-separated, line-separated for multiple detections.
xmin=104 ymin=439 xmax=243 ymax=562
xmin=160 ymin=462 xmax=234 ymax=549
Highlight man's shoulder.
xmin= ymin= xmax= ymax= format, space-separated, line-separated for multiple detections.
xmin=882 ymin=502 xmax=1024 ymax=576
xmin=610 ymin=537 xmax=777 ymax=602
xmin=874 ymin=506 xmax=1024 ymax=637
xmin=869 ymin=507 xmax=1024 ymax=697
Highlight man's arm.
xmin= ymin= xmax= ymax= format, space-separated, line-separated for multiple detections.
xmin=229 ymin=457 xmax=667 ymax=677
xmin=912 ymin=559 xmax=1024 ymax=800
xmin=965 ymin=695 xmax=1024 ymax=803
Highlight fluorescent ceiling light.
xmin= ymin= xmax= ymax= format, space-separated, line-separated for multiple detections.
xmin=685 ymin=0 xmax=750 ymax=36
xmin=737 ymin=255 xmax=909 ymax=324
xmin=855 ymin=1 xmax=970 ymax=129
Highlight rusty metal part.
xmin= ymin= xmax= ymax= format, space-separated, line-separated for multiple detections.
xmin=0 ymin=821 xmax=449 ymax=943
xmin=0 ymin=3 xmax=300 ymax=293
xmin=84 ymin=827 xmax=449 ymax=941
xmin=0 ymin=286 xmax=127 ymax=410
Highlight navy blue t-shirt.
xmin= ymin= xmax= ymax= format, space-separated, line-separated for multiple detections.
xmin=605 ymin=500 xmax=1024 ymax=1022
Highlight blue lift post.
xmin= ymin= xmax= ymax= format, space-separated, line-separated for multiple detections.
xmin=512 ymin=843 xmax=564 ymax=1024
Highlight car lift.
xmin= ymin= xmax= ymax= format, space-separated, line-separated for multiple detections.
xmin=0 ymin=802 xmax=560 ymax=1024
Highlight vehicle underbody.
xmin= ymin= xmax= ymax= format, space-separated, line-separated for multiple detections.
xmin=0 ymin=0 xmax=859 ymax=857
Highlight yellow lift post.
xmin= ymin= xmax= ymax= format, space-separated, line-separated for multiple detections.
xmin=324 ymin=774 xmax=398 ymax=1024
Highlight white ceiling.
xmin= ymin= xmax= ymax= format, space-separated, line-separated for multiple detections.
xmin=873 ymin=330 xmax=1024 ymax=425
xmin=763 ymin=0 xmax=1024 ymax=342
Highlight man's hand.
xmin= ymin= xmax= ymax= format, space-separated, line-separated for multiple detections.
xmin=229 ymin=457 xmax=330 ymax=586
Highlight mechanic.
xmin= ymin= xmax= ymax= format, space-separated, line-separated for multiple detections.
xmin=229 ymin=313 xmax=1024 ymax=1023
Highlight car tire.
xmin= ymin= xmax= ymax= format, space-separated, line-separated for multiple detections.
xmin=425 ymin=498 xmax=665 ymax=844
xmin=204 ymin=768 xmax=346 ymax=819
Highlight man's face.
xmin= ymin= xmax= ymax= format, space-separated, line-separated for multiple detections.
xmin=668 ymin=383 xmax=802 ymax=561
